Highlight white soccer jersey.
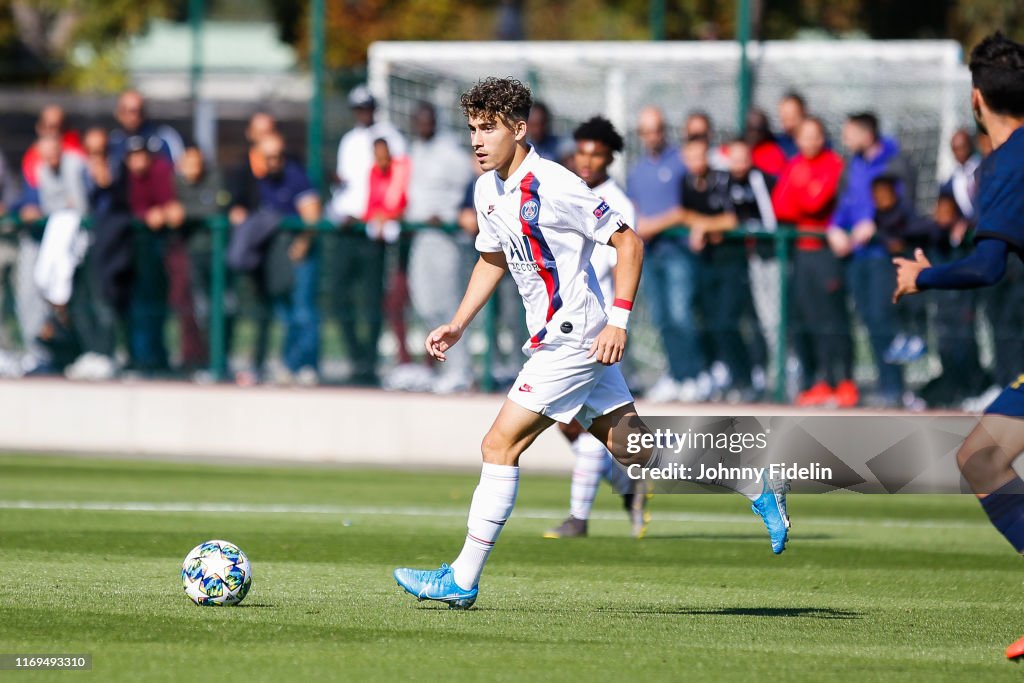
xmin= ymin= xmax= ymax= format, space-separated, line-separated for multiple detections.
xmin=588 ymin=177 xmax=636 ymax=312
xmin=474 ymin=146 xmax=626 ymax=354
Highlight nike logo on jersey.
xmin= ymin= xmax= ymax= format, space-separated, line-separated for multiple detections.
xmin=518 ymin=383 xmax=533 ymax=393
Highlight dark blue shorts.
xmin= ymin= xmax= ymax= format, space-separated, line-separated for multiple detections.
xmin=985 ymin=374 xmax=1024 ymax=417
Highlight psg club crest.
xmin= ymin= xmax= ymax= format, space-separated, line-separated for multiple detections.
xmin=520 ymin=199 xmax=540 ymax=222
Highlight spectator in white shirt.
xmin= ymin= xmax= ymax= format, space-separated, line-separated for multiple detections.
xmin=405 ymin=102 xmax=474 ymax=393
xmin=328 ymin=85 xmax=407 ymax=386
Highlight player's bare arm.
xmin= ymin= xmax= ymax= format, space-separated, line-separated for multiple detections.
xmin=688 ymin=210 xmax=739 ymax=251
xmin=426 ymin=250 xmax=508 ymax=362
xmin=290 ymin=194 xmax=321 ymax=262
xmin=589 ymin=225 xmax=642 ymax=365
xmin=635 ymin=206 xmax=685 ymax=240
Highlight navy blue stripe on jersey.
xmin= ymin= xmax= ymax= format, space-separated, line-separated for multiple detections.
xmin=520 ymin=172 xmax=563 ymax=347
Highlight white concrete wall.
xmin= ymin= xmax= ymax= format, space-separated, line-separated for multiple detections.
xmin=0 ymin=380 xmax=922 ymax=472
xmin=0 ymin=380 xmax=578 ymax=471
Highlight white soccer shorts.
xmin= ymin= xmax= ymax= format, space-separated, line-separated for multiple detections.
xmin=507 ymin=343 xmax=634 ymax=427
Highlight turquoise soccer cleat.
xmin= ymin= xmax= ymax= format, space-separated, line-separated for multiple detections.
xmin=751 ymin=478 xmax=791 ymax=554
xmin=393 ymin=563 xmax=478 ymax=609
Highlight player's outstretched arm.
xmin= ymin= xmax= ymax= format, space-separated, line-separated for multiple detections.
xmin=589 ymin=226 xmax=643 ymax=365
xmin=426 ymin=251 xmax=508 ymax=362
xmin=892 ymin=240 xmax=1009 ymax=303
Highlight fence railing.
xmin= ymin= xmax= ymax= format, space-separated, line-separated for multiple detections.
xmin=204 ymin=216 xmax=804 ymax=402
xmin=201 ymin=216 xmax=500 ymax=386
xmin=3 ymin=212 xmax=821 ymax=402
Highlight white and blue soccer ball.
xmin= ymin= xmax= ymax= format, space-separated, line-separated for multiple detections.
xmin=181 ymin=539 xmax=253 ymax=606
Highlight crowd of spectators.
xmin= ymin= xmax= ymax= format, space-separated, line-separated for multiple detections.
xmin=0 ymin=85 xmax=1013 ymax=409
xmin=627 ymin=92 xmax=1011 ymax=409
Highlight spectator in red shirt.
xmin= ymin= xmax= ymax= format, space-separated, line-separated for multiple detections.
xmin=21 ymin=105 xmax=85 ymax=190
xmin=126 ymin=138 xmax=180 ymax=228
xmin=744 ymin=108 xmax=787 ymax=177
xmin=365 ymin=138 xmax=413 ymax=367
xmin=365 ymin=138 xmax=408 ymax=235
xmin=124 ymin=136 xmax=203 ymax=373
xmin=772 ymin=117 xmax=856 ymax=407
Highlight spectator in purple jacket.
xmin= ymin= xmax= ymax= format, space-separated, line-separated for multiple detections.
xmin=827 ymin=112 xmax=913 ymax=406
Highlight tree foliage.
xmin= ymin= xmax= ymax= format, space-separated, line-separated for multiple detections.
xmin=0 ymin=0 xmax=172 ymax=89
xmin=0 ymin=0 xmax=1021 ymax=88
xmin=311 ymin=0 xmax=492 ymax=70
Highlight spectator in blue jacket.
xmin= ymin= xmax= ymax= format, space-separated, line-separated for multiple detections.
xmin=108 ymin=90 xmax=184 ymax=167
xmin=629 ymin=106 xmax=707 ymax=402
xmin=255 ymin=132 xmax=321 ymax=386
xmin=826 ymin=112 xmax=912 ymax=406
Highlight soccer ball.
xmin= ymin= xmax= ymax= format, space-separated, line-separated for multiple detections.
xmin=181 ymin=539 xmax=253 ymax=606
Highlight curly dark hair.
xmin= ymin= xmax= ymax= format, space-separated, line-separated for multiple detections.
xmin=970 ymin=32 xmax=1024 ymax=117
xmin=460 ymin=77 xmax=532 ymax=125
xmin=572 ymin=116 xmax=624 ymax=153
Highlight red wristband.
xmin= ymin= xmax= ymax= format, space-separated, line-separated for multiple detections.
xmin=612 ymin=298 xmax=633 ymax=311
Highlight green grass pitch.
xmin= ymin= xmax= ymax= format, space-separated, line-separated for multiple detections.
xmin=1 ymin=453 xmax=1024 ymax=682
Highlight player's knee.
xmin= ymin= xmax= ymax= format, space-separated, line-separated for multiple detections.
xmin=559 ymin=421 xmax=583 ymax=442
xmin=957 ymin=442 xmax=1004 ymax=483
xmin=591 ymin=413 xmax=649 ymax=468
xmin=480 ymin=431 xmax=517 ymax=466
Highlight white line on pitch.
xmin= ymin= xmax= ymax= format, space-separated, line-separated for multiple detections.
xmin=0 ymin=500 xmax=989 ymax=529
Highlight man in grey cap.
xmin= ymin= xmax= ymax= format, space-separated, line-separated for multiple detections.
xmin=329 ymin=85 xmax=406 ymax=226
xmin=328 ymin=84 xmax=406 ymax=385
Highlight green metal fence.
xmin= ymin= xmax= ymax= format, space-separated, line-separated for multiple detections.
xmin=0 ymin=212 xmax=815 ymax=402
xmin=202 ymin=217 xmax=802 ymax=402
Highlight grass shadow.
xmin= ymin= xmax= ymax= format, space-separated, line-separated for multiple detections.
xmin=599 ymin=606 xmax=862 ymax=619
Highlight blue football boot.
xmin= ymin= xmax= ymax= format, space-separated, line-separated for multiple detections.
xmin=394 ymin=563 xmax=478 ymax=609
xmin=751 ymin=478 xmax=791 ymax=554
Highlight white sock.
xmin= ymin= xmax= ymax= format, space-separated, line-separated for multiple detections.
xmin=569 ymin=432 xmax=607 ymax=520
xmin=450 ymin=463 xmax=519 ymax=590
xmin=604 ymin=453 xmax=635 ymax=496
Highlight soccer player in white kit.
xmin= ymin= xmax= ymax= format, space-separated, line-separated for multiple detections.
xmin=543 ymin=116 xmax=650 ymax=540
xmin=394 ymin=78 xmax=790 ymax=609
